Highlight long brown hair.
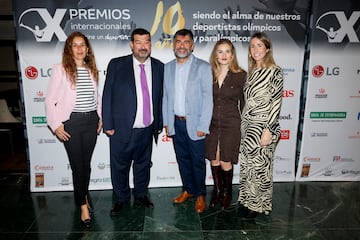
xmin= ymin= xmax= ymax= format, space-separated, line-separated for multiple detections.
xmin=62 ymin=31 xmax=98 ymax=85
xmin=210 ymin=39 xmax=244 ymax=82
xmin=248 ymin=32 xmax=277 ymax=73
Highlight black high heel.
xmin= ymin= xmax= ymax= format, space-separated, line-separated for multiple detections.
xmin=81 ymin=218 xmax=91 ymax=228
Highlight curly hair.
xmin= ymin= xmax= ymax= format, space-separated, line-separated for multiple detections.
xmin=210 ymin=39 xmax=245 ymax=82
xmin=62 ymin=31 xmax=98 ymax=85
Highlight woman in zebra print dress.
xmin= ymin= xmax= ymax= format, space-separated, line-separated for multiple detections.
xmin=238 ymin=32 xmax=283 ymax=219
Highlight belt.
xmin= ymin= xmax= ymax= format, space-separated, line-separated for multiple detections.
xmin=71 ymin=110 xmax=96 ymax=115
xmin=175 ymin=115 xmax=186 ymax=121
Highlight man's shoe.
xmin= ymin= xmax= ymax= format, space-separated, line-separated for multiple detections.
xmin=173 ymin=191 xmax=194 ymax=204
xmin=110 ymin=202 xmax=125 ymax=216
xmin=195 ymin=195 xmax=206 ymax=213
xmin=134 ymin=196 xmax=154 ymax=208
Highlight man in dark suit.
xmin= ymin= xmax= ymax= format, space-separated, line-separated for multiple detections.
xmin=102 ymin=28 xmax=164 ymax=216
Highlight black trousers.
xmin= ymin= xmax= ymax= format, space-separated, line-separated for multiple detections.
xmin=63 ymin=111 xmax=99 ymax=206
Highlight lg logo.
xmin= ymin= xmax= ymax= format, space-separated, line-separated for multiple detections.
xmin=312 ymin=65 xmax=339 ymax=78
xmin=18 ymin=8 xmax=67 ymax=42
xmin=24 ymin=66 xmax=52 ymax=79
xmin=316 ymin=11 xmax=360 ymax=43
xmin=25 ymin=66 xmax=38 ymax=79
xmin=312 ymin=65 xmax=324 ymax=77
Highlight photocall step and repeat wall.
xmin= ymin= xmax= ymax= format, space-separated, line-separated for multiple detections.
xmin=13 ymin=0 xmax=359 ymax=192
xmin=296 ymin=1 xmax=360 ymax=181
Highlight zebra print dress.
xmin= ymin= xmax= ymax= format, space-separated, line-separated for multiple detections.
xmin=238 ymin=65 xmax=283 ymax=215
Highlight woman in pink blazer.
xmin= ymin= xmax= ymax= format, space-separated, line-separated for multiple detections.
xmin=45 ymin=31 xmax=102 ymax=228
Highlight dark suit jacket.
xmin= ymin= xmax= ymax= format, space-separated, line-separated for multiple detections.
xmin=102 ymin=54 xmax=164 ymax=143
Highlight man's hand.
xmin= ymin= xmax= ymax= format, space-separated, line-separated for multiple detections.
xmin=105 ymin=129 xmax=115 ymax=136
xmin=197 ymin=131 xmax=206 ymax=137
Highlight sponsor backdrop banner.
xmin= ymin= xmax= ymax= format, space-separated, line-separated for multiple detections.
xmin=13 ymin=0 xmax=308 ymax=192
xmin=296 ymin=0 xmax=360 ymax=181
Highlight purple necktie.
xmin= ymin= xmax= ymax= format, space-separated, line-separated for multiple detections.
xmin=140 ymin=64 xmax=151 ymax=126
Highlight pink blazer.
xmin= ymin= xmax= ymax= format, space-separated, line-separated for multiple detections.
xmin=45 ymin=63 xmax=102 ymax=132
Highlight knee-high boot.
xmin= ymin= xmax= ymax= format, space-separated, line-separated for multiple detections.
xmin=221 ymin=168 xmax=233 ymax=209
xmin=210 ymin=165 xmax=222 ymax=207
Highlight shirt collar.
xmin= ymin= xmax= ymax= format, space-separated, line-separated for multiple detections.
xmin=133 ymin=56 xmax=150 ymax=66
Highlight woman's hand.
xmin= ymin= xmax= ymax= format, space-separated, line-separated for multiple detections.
xmin=260 ymin=128 xmax=272 ymax=146
xmin=54 ymin=124 xmax=71 ymax=141
xmin=97 ymin=119 xmax=103 ymax=134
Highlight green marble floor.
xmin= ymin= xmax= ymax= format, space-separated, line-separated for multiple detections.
xmin=0 ymin=174 xmax=359 ymax=240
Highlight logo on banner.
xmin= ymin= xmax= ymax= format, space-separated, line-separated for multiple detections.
xmin=36 ymin=138 xmax=56 ymax=144
xmin=324 ymin=167 xmax=334 ymax=176
xmin=303 ymin=156 xmax=320 ymax=162
xmin=35 ymin=165 xmax=54 ymax=171
xmin=34 ymin=91 xmax=45 ymax=102
xmin=279 ymin=114 xmax=292 ymax=120
xmin=333 ymin=155 xmax=354 ymax=162
xmin=349 ymin=90 xmax=360 ymax=98
xmin=282 ymin=89 xmax=295 ymax=98
xmin=315 ymin=88 xmax=328 ymax=99
xmin=97 ymin=162 xmax=110 ymax=170
xmin=312 ymin=65 xmax=339 ymax=77
xmin=35 ymin=173 xmax=44 ymax=187
xmin=156 ymin=176 xmax=176 ymax=181
xmin=312 ymin=65 xmax=324 ymax=77
xmin=310 ymin=112 xmax=346 ymax=122
xmin=310 ymin=112 xmax=346 ymax=118
xmin=18 ymin=8 xmax=67 ymax=42
xmin=280 ymin=130 xmax=290 ymax=140
xmin=25 ymin=66 xmax=38 ymax=80
xmin=274 ymin=155 xmax=291 ymax=162
xmin=275 ymin=170 xmax=292 ymax=176
xmin=310 ymin=132 xmax=328 ymax=137
xmin=32 ymin=116 xmax=47 ymax=124
xmin=59 ymin=177 xmax=71 ymax=186
xmin=348 ymin=131 xmax=360 ymax=139
xmin=341 ymin=170 xmax=360 ymax=175
xmin=315 ymin=11 xmax=360 ymax=43
xmin=90 ymin=178 xmax=111 ymax=184
xmin=282 ymin=68 xmax=295 ymax=76
xmin=300 ymin=164 xmax=310 ymax=177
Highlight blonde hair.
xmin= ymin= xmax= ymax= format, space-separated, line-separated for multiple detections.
xmin=248 ymin=32 xmax=277 ymax=74
xmin=210 ymin=39 xmax=244 ymax=82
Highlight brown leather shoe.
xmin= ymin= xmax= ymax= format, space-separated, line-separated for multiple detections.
xmin=195 ymin=195 xmax=206 ymax=213
xmin=173 ymin=191 xmax=194 ymax=204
